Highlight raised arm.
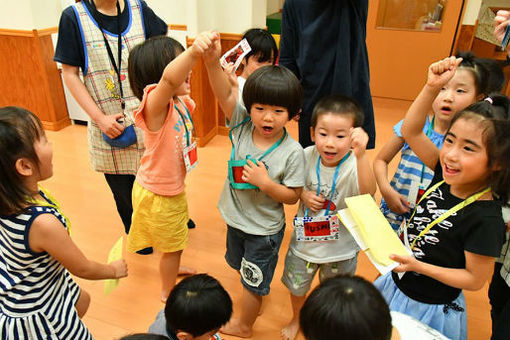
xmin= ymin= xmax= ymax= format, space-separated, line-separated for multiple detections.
xmin=145 ymin=31 xmax=219 ymax=131
xmin=61 ymin=64 xmax=124 ymax=138
xmin=351 ymin=127 xmax=376 ymax=196
xmin=203 ymin=35 xmax=238 ymax=119
xmin=29 ymin=214 xmax=127 ymax=280
xmin=374 ymin=135 xmax=410 ymax=214
xmin=401 ymin=57 xmax=462 ymax=169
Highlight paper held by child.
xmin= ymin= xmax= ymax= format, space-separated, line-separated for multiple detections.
xmin=220 ymin=38 xmax=251 ymax=71
xmin=337 ymin=194 xmax=411 ymax=275
xmin=104 ymin=236 xmax=123 ymax=296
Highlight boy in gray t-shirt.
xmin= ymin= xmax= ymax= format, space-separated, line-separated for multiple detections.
xmin=281 ymin=95 xmax=376 ymax=340
xmin=204 ymin=39 xmax=305 ymax=338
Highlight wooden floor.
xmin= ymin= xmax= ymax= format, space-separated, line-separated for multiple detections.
xmin=43 ymin=97 xmax=493 ymax=340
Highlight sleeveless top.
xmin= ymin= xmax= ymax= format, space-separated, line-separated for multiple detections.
xmin=72 ymin=0 xmax=146 ymax=175
xmin=0 ymin=192 xmax=92 ymax=339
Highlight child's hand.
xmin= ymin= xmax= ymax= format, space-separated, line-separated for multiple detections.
xmin=301 ymin=190 xmax=326 ymax=212
xmin=243 ymin=159 xmax=270 ymax=188
xmin=383 ymin=187 xmax=410 ymax=214
xmin=426 ymin=56 xmax=462 ymax=90
xmin=350 ymin=127 xmax=368 ymax=158
xmin=390 ymin=254 xmax=421 ymax=273
xmin=191 ymin=31 xmax=219 ymax=58
xmin=224 ymin=62 xmax=239 ymax=89
xmin=494 ymin=10 xmax=510 ymax=43
xmin=201 ymin=31 xmax=222 ymax=66
xmin=110 ymin=259 xmax=128 ymax=279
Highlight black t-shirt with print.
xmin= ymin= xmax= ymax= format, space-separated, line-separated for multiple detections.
xmin=392 ymin=162 xmax=505 ymax=304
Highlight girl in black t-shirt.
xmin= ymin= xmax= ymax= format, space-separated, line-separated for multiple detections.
xmin=374 ymin=56 xmax=510 ymax=340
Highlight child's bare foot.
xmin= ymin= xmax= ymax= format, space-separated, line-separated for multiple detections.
xmin=160 ymin=291 xmax=170 ymax=303
xmin=178 ymin=266 xmax=196 ymax=276
xmin=281 ymin=317 xmax=299 ymax=340
xmin=220 ymin=318 xmax=252 ymax=338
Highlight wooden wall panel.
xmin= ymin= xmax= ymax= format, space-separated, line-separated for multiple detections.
xmin=454 ymin=24 xmax=475 ymax=53
xmin=0 ymin=28 xmax=70 ymax=131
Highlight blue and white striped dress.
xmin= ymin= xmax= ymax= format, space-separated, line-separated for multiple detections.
xmin=0 ymin=192 xmax=92 ymax=339
xmin=380 ymin=117 xmax=444 ymax=230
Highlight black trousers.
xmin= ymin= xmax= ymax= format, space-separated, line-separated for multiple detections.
xmin=488 ymin=262 xmax=510 ymax=340
xmin=104 ymin=174 xmax=135 ymax=234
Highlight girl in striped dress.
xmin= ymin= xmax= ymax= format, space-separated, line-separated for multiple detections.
xmin=0 ymin=107 xmax=128 ymax=339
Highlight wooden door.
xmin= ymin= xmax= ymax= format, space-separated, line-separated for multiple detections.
xmin=366 ymin=0 xmax=466 ymax=100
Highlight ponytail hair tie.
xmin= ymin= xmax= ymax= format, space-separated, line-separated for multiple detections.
xmin=485 ymin=97 xmax=493 ymax=104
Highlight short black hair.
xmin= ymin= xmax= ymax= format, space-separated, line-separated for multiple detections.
xmin=128 ymin=36 xmax=185 ymax=101
xmin=300 ymin=275 xmax=392 ymax=340
xmin=242 ymin=65 xmax=302 ymax=120
xmin=242 ymin=28 xmax=278 ymax=65
xmin=164 ymin=274 xmax=232 ymax=337
xmin=310 ymin=94 xmax=364 ymax=128
xmin=0 ymin=106 xmax=44 ymax=215
xmin=119 ymin=334 xmax=169 ymax=340
xmin=455 ymin=51 xmax=502 ymax=97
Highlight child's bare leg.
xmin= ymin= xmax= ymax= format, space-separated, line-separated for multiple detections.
xmin=220 ymin=286 xmax=262 ymax=338
xmin=75 ymin=289 xmax=91 ymax=318
xmin=160 ymin=250 xmax=182 ymax=302
xmin=281 ymin=293 xmax=306 ymax=340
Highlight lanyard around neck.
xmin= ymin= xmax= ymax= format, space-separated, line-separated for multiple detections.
xmin=305 ymin=151 xmax=351 ymax=217
xmin=174 ymin=98 xmax=194 ymax=147
xmin=228 ymin=117 xmax=287 ymax=161
xmin=89 ymin=0 xmax=125 ymax=109
xmin=406 ymin=180 xmax=491 ymax=249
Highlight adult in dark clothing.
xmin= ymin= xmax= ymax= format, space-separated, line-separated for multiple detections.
xmin=279 ymin=0 xmax=376 ymax=149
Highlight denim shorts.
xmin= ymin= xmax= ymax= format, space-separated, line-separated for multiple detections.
xmin=225 ymin=225 xmax=285 ymax=296
xmin=281 ymin=249 xmax=358 ymax=296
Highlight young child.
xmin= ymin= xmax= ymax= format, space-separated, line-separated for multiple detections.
xmin=280 ymin=94 xmax=376 ymax=340
xmin=300 ymin=275 xmax=450 ymax=340
xmin=374 ymin=52 xmax=494 ymax=230
xmin=375 ymin=57 xmax=510 ymax=340
xmin=224 ymin=28 xmax=278 ymax=126
xmin=126 ymin=32 xmax=217 ymax=301
xmin=236 ymin=28 xmax=278 ymax=102
xmin=0 ymin=106 xmax=128 ymax=339
xmin=204 ymin=35 xmax=306 ymax=338
xmin=148 ymin=274 xmax=233 ymax=340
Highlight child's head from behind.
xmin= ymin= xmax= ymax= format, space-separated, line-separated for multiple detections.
xmin=442 ymin=94 xmax=510 ymax=202
xmin=165 ymin=274 xmax=232 ymax=340
xmin=300 ymin=275 xmax=392 ymax=340
xmin=240 ymin=28 xmax=278 ymax=79
xmin=0 ymin=106 xmax=51 ymax=215
xmin=128 ymin=36 xmax=186 ymax=101
xmin=310 ymin=95 xmax=364 ymax=167
xmin=432 ymin=51 xmax=494 ymax=125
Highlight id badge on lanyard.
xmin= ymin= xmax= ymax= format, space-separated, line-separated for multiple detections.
xmin=407 ymin=181 xmax=426 ymax=209
xmin=294 ymin=215 xmax=341 ymax=241
xmin=175 ymin=99 xmax=198 ymax=173
xmin=294 ymin=152 xmax=350 ymax=242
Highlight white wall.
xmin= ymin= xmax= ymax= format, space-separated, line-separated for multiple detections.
xmin=266 ymin=0 xmax=282 ymax=15
xmin=462 ymin=0 xmax=510 ymax=25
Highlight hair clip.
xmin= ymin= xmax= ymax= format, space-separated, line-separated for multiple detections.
xmin=484 ymin=97 xmax=493 ymax=104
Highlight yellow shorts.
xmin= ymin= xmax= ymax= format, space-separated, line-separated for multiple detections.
xmin=127 ymin=181 xmax=189 ymax=253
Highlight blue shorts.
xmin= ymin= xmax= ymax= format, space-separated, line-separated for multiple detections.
xmin=225 ymin=225 xmax=285 ymax=296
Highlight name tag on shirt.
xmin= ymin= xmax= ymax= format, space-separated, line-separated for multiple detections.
xmin=183 ymin=141 xmax=198 ymax=173
xmin=294 ymin=215 xmax=341 ymax=241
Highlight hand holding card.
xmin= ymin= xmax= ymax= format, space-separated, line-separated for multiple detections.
xmin=220 ymin=39 xmax=252 ymax=71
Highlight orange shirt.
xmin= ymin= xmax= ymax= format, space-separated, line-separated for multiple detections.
xmin=134 ymin=84 xmax=195 ymax=196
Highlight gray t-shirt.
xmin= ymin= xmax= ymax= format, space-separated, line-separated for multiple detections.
xmin=289 ymin=146 xmax=359 ymax=263
xmin=218 ymin=103 xmax=305 ymax=235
